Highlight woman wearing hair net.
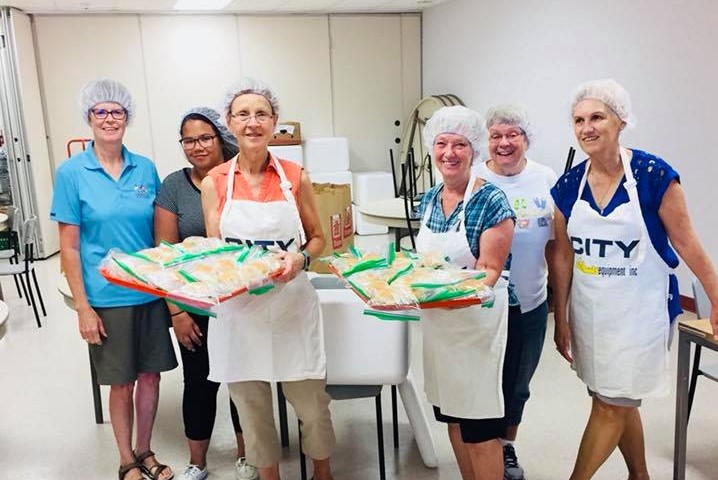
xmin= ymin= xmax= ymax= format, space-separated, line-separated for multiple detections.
xmin=476 ymin=104 xmax=557 ymax=480
xmin=50 ymin=79 xmax=177 ymax=480
xmin=551 ymin=79 xmax=718 ymax=479
xmin=417 ymin=105 xmax=520 ymax=480
xmin=200 ymin=78 xmax=335 ymax=480
xmin=154 ymin=107 xmax=258 ymax=480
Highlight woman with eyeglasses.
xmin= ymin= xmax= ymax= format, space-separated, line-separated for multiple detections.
xmin=154 ymin=107 xmax=258 ymax=480
xmin=551 ymin=79 xmax=718 ymax=479
xmin=475 ymin=104 xmax=557 ymax=480
xmin=51 ymin=79 xmax=177 ymax=480
xmin=200 ymin=78 xmax=335 ymax=480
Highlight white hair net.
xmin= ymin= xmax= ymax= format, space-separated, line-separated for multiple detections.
xmin=571 ymin=79 xmax=635 ymax=128
xmin=485 ymin=103 xmax=533 ymax=148
xmin=222 ymin=77 xmax=280 ymax=117
xmin=181 ymin=106 xmax=239 ymax=161
xmin=78 ymin=78 xmax=134 ymax=125
xmin=423 ymin=105 xmax=485 ymax=160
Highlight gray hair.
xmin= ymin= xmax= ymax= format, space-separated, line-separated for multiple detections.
xmin=485 ymin=103 xmax=533 ymax=148
xmin=222 ymin=77 xmax=280 ymax=118
xmin=78 ymin=78 xmax=135 ymax=125
xmin=571 ymin=78 xmax=635 ymax=128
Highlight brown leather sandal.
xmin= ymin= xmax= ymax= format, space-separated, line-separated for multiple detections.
xmin=118 ymin=462 xmax=145 ymax=480
xmin=134 ymin=450 xmax=174 ymax=480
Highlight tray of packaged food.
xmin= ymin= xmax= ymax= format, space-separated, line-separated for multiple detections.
xmin=323 ymin=245 xmax=495 ymax=311
xmin=100 ymin=237 xmax=284 ymax=315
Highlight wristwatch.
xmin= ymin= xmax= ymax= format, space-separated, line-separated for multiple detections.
xmin=300 ymin=250 xmax=311 ymax=270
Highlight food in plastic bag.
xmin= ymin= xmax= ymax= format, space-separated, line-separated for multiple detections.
xmin=323 ymin=245 xmax=494 ymax=309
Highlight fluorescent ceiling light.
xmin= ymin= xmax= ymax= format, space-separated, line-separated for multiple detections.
xmin=174 ymin=0 xmax=233 ymax=10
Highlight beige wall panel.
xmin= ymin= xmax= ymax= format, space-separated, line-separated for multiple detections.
xmin=400 ymin=14 xmax=421 ymax=120
xmin=34 ymin=15 xmax=153 ymax=168
xmin=235 ymin=15 xmax=332 ymax=141
xmin=140 ymin=15 xmax=241 ymax=178
xmin=330 ymin=15 xmax=403 ymax=172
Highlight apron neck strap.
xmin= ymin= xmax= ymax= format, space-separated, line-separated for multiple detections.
xmin=422 ymin=173 xmax=477 ymax=233
xmin=271 ymin=156 xmax=307 ymax=247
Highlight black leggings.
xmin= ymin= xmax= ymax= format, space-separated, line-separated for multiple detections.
xmin=180 ymin=313 xmax=241 ymax=441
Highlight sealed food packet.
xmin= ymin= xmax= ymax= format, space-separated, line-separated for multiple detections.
xmin=323 ymin=245 xmax=495 ymax=309
xmin=99 ymin=241 xmax=284 ymax=313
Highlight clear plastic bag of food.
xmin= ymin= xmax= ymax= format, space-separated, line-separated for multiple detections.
xmin=346 ymin=269 xmax=419 ymax=309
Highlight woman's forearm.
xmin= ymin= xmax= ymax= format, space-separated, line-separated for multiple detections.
xmin=62 ymin=248 xmax=91 ymax=312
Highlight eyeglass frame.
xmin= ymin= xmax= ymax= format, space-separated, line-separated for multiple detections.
xmin=179 ymin=134 xmax=218 ymax=150
xmin=90 ymin=108 xmax=128 ymax=121
xmin=228 ymin=111 xmax=275 ymax=124
xmin=488 ymin=130 xmax=525 ymax=143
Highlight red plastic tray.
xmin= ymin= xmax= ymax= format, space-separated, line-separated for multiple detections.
xmin=327 ymin=265 xmax=484 ymax=310
xmin=100 ymin=268 xmax=282 ymax=310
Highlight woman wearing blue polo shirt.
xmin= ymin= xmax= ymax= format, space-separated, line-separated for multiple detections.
xmin=51 ymin=79 xmax=177 ymax=480
xmin=552 ymin=79 xmax=718 ymax=480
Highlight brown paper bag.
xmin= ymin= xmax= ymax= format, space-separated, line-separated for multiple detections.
xmin=310 ymin=182 xmax=354 ymax=273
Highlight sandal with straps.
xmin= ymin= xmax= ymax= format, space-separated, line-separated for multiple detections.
xmin=118 ymin=462 xmax=146 ymax=480
xmin=134 ymin=450 xmax=174 ymax=480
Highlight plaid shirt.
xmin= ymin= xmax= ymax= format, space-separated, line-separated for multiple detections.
xmin=417 ymin=181 xmax=519 ymax=305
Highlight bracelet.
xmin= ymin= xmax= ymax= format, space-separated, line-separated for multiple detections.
xmin=170 ymin=311 xmax=184 ymax=317
xmin=300 ymin=251 xmax=311 ymax=271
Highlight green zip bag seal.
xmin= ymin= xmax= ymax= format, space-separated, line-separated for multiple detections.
xmin=363 ymin=309 xmax=419 ymax=322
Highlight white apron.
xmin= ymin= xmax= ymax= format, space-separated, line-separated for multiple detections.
xmin=207 ymin=155 xmax=326 ymax=383
xmin=417 ymin=174 xmax=509 ymax=419
xmin=568 ymin=148 xmax=671 ymax=399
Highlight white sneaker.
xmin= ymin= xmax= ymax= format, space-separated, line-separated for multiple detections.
xmin=235 ymin=457 xmax=259 ymax=480
xmin=180 ymin=464 xmax=208 ymax=480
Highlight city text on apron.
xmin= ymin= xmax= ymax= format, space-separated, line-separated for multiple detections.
xmin=568 ymin=147 xmax=671 ymax=399
xmin=207 ymin=155 xmax=326 ymax=383
xmin=417 ymin=174 xmax=509 ymax=419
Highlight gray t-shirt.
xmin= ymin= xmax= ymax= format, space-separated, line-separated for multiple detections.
xmin=155 ymin=168 xmax=206 ymax=241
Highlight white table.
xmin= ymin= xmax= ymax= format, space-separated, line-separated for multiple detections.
xmin=354 ymin=199 xmax=438 ymax=468
xmin=0 ymin=299 xmax=8 ymax=341
xmin=356 ymin=198 xmax=420 ymax=230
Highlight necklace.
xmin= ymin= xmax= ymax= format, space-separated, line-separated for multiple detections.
xmin=592 ymin=167 xmax=623 ymax=212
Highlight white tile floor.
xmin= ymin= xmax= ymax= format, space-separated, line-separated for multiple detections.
xmin=0 ymin=244 xmax=716 ymax=479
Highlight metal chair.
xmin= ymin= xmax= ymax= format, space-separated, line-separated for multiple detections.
xmin=0 ymin=206 xmax=24 ymax=298
xmin=299 ymin=385 xmax=386 ymax=480
xmin=0 ymin=216 xmax=46 ymax=327
xmin=687 ymin=279 xmax=718 ymax=420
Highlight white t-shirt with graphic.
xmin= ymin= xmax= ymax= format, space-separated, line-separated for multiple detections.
xmin=477 ymin=159 xmax=558 ymax=313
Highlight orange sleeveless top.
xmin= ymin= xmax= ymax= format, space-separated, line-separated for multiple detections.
xmin=207 ymin=155 xmax=304 ymax=215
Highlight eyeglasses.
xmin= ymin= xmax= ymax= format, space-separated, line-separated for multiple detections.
xmin=90 ymin=108 xmax=127 ymax=120
xmin=180 ymin=134 xmax=217 ymax=149
xmin=229 ymin=111 xmax=273 ymax=124
xmin=488 ymin=131 xmax=524 ymax=142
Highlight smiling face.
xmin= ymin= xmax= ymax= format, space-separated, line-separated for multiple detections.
xmin=488 ymin=123 xmax=528 ymax=173
xmin=89 ymin=101 xmax=126 ymax=144
xmin=572 ymin=99 xmax=625 ymax=156
xmin=227 ymin=93 xmax=277 ymax=152
xmin=433 ymin=133 xmax=473 ymax=183
xmin=180 ymin=119 xmax=224 ymax=172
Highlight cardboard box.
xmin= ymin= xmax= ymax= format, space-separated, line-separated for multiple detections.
xmin=269 ymin=121 xmax=301 ymax=146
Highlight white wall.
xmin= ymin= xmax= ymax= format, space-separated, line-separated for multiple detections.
xmin=423 ymin=0 xmax=718 ymax=294
xmin=33 ymin=13 xmax=421 ymax=179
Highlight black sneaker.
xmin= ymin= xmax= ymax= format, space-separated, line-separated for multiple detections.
xmin=503 ymin=443 xmax=525 ymax=480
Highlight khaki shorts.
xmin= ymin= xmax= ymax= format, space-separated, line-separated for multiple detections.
xmin=91 ymin=299 xmax=177 ymax=385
